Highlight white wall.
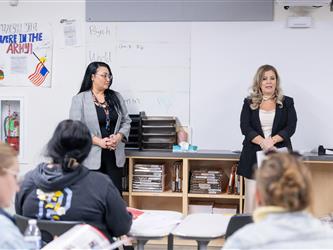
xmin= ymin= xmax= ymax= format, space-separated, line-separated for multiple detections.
xmin=1 ymin=1 xmax=332 ymax=174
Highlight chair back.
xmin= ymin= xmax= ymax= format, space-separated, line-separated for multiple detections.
xmin=14 ymin=214 xmax=84 ymax=243
xmin=225 ymin=214 xmax=253 ymax=240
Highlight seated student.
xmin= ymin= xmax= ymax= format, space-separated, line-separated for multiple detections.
xmin=223 ymin=152 xmax=333 ymax=249
xmin=0 ymin=142 xmax=28 ymax=249
xmin=15 ymin=119 xmax=132 ymax=242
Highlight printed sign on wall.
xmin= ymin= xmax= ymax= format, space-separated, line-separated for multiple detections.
xmin=0 ymin=22 xmax=52 ymax=87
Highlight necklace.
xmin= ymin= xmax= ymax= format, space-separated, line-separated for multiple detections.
xmin=262 ymin=95 xmax=273 ymax=101
xmin=91 ymin=91 xmax=111 ymax=133
xmin=91 ymin=91 xmax=107 ymax=106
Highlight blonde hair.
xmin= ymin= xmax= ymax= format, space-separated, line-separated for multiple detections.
xmin=0 ymin=142 xmax=17 ymax=176
xmin=256 ymin=153 xmax=313 ymax=212
xmin=249 ymin=64 xmax=284 ymax=110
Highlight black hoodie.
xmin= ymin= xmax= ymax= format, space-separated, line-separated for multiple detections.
xmin=15 ymin=163 xmax=132 ymax=240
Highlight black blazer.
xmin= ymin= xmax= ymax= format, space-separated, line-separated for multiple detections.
xmin=238 ymin=95 xmax=297 ymax=179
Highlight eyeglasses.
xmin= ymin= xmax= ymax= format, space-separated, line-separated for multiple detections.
xmin=4 ymin=168 xmax=19 ymax=181
xmin=95 ymin=73 xmax=112 ymax=80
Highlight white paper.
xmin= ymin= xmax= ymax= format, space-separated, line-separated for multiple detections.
xmin=59 ymin=19 xmax=82 ymax=47
xmin=256 ymin=147 xmax=288 ymax=168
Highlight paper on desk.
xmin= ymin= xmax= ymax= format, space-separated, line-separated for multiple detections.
xmin=257 ymin=147 xmax=288 ymax=168
xmin=172 ymin=213 xmax=232 ymax=238
xmin=130 ymin=210 xmax=183 ymax=237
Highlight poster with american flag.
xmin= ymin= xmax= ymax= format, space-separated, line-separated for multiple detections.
xmin=0 ymin=22 xmax=52 ymax=87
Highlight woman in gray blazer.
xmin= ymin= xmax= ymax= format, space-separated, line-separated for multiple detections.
xmin=69 ymin=61 xmax=131 ymax=194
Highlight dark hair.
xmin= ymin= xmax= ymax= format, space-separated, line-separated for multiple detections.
xmin=46 ymin=119 xmax=92 ymax=172
xmin=78 ymin=61 xmax=121 ymax=110
xmin=256 ymin=153 xmax=313 ymax=212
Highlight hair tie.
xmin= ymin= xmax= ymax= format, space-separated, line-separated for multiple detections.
xmin=68 ymin=157 xmax=78 ymax=168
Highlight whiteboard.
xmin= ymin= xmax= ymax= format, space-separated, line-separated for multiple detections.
xmin=86 ymin=21 xmax=333 ymax=153
xmin=86 ymin=22 xmax=190 ymax=125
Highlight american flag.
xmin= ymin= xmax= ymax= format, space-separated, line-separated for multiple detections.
xmin=28 ymin=62 xmax=49 ymax=86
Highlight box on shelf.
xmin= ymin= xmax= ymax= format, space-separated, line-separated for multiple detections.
xmin=188 ymin=201 xmax=214 ymax=214
xmin=212 ymin=203 xmax=238 ymax=215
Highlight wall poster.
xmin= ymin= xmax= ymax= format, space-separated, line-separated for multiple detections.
xmin=0 ymin=22 xmax=52 ymax=87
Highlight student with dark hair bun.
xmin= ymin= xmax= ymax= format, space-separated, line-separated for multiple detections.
xmin=224 ymin=153 xmax=333 ymax=249
xmin=15 ymin=119 xmax=132 ymax=242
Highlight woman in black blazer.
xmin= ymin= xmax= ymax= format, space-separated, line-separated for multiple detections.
xmin=238 ymin=64 xmax=297 ymax=212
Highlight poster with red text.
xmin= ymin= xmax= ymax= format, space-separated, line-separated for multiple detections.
xmin=0 ymin=22 xmax=52 ymax=87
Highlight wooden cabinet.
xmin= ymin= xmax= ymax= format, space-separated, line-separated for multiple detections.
xmin=303 ymin=159 xmax=333 ymax=217
xmin=125 ymin=150 xmax=244 ymax=215
xmin=125 ymin=150 xmax=333 ymax=218
xmin=124 ymin=150 xmax=333 ymax=248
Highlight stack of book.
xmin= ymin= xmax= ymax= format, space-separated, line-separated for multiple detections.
xmin=132 ymin=164 xmax=165 ymax=192
xmin=189 ymin=169 xmax=229 ymax=194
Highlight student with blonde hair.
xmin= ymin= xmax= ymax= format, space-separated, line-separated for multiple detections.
xmin=0 ymin=142 xmax=27 ymax=248
xmin=224 ymin=153 xmax=333 ymax=249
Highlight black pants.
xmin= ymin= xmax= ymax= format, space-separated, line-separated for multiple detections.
xmin=99 ymin=149 xmax=123 ymax=195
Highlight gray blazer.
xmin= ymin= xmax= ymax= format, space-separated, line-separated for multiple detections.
xmin=69 ymin=90 xmax=131 ymax=170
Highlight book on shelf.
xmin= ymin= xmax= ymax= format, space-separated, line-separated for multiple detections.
xmin=171 ymin=161 xmax=182 ymax=192
xmin=189 ymin=168 xmax=229 ymax=194
xmin=227 ymin=164 xmax=240 ymax=195
xmin=132 ymin=163 xmax=166 ymax=192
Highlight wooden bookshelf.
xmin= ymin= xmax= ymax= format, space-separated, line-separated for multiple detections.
xmin=125 ymin=150 xmax=333 ymax=217
xmin=126 ymin=150 xmax=243 ymax=215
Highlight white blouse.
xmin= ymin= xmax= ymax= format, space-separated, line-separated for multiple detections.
xmin=259 ymin=109 xmax=275 ymax=138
